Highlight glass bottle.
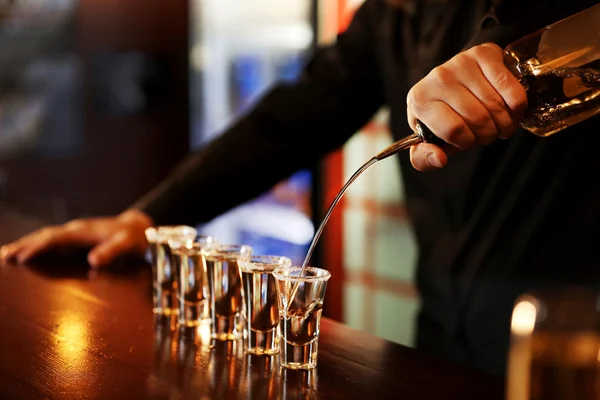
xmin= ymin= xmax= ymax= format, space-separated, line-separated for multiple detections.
xmin=503 ymin=4 xmax=600 ymax=137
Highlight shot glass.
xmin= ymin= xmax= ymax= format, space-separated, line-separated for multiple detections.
xmin=273 ymin=266 xmax=331 ymax=370
xmin=202 ymin=244 xmax=252 ymax=340
xmin=145 ymin=225 xmax=197 ymax=316
xmin=239 ymin=255 xmax=292 ymax=355
xmin=169 ymin=235 xmax=216 ymax=328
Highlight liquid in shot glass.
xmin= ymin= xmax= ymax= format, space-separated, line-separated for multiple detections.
xmin=203 ymin=244 xmax=252 ymax=340
xmin=145 ymin=225 xmax=197 ymax=316
xmin=273 ymin=266 xmax=331 ymax=370
xmin=169 ymin=235 xmax=216 ymax=328
xmin=239 ymin=255 xmax=292 ymax=355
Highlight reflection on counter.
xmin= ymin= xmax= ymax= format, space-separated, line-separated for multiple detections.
xmin=54 ymin=309 xmax=91 ymax=374
xmin=281 ymin=369 xmax=318 ymax=400
xmin=241 ymin=354 xmax=281 ymax=399
xmin=50 ymin=304 xmax=101 ymax=397
xmin=148 ymin=313 xmax=320 ymax=399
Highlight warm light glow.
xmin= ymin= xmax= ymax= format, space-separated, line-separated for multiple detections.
xmin=198 ymin=323 xmax=212 ymax=347
xmin=511 ymin=300 xmax=538 ymax=335
xmin=529 ymin=47 xmax=593 ymax=76
xmin=55 ymin=310 xmax=90 ymax=369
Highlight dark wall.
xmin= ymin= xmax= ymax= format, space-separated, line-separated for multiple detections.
xmin=2 ymin=0 xmax=190 ymax=221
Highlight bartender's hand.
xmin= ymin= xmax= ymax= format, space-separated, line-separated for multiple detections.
xmin=0 ymin=209 xmax=153 ymax=268
xmin=407 ymin=42 xmax=528 ymax=171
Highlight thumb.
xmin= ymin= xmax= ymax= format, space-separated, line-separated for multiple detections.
xmin=409 ymin=142 xmax=448 ymax=171
xmin=88 ymin=231 xmax=135 ymax=268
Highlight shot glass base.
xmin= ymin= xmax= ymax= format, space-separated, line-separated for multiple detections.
xmin=179 ymin=301 xmax=210 ymax=327
xmin=153 ymin=313 xmax=178 ymax=331
xmin=245 ymin=328 xmax=279 ymax=355
xmin=212 ymin=332 xmax=242 ymax=341
xmin=153 ymin=307 xmax=179 ymax=316
xmin=153 ymin=291 xmax=178 ymax=316
xmin=212 ymin=315 xmax=243 ymax=341
xmin=280 ymin=340 xmax=318 ymax=370
xmin=178 ymin=317 xmax=212 ymax=328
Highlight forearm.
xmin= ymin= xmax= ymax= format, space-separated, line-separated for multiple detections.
xmin=132 ymin=110 xmax=327 ymax=226
xmin=132 ymin=0 xmax=385 ymax=227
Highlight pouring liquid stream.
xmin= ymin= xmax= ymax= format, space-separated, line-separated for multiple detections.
xmin=284 ymin=126 xmax=430 ymax=312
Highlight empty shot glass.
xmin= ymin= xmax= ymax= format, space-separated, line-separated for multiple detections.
xmin=145 ymin=225 xmax=197 ymax=316
xmin=273 ymin=266 xmax=331 ymax=370
xmin=203 ymin=244 xmax=252 ymax=340
xmin=239 ymin=255 xmax=292 ymax=355
xmin=169 ymin=235 xmax=217 ymax=328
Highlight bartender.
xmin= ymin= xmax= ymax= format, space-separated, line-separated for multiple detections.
xmin=2 ymin=0 xmax=599 ymax=376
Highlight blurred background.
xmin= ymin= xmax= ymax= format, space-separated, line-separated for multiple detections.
xmin=0 ymin=0 xmax=419 ymax=349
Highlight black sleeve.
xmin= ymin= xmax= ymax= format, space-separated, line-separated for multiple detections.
xmin=133 ymin=0 xmax=385 ymax=226
xmin=466 ymin=0 xmax=597 ymax=49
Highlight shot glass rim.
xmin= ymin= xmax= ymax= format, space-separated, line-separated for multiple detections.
xmin=145 ymin=225 xmax=198 ymax=243
xmin=239 ymin=255 xmax=292 ymax=273
xmin=168 ymin=235 xmax=217 ymax=252
xmin=158 ymin=225 xmax=198 ymax=240
xmin=272 ymin=266 xmax=331 ymax=282
xmin=144 ymin=226 xmax=158 ymax=242
xmin=202 ymin=243 xmax=252 ymax=258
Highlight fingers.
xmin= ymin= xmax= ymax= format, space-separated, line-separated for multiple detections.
xmin=474 ymin=43 xmax=528 ymax=122
xmin=446 ymin=51 xmax=519 ymax=139
xmin=407 ymin=69 xmax=483 ymax=152
xmin=3 ymin=227 xmax=75 ymax=263
xmin=0 ymin=216 xmax=149 ymax=268
xmin=414 ymin=83 xmax=498 ymax=147
xmin=0 ymin=242 xmax=23 ymax=262
xmin=0 ymin=221 xmax=101 ymax=264
xmin=87 ymin=230 xmax=142 ymax=268
xmin=1 ymin=230 xmax=46 ymax=262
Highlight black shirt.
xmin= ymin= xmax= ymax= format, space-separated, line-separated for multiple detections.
xmin=135 ymin=0 xmax=600 ymax=376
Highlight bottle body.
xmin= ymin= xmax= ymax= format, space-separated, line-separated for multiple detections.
xmin=503 ymin=4 xmax=600 ymax=137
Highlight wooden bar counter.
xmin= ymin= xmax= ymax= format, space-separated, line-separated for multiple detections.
xmin=0 ymin=207 xmax=504 ymax=399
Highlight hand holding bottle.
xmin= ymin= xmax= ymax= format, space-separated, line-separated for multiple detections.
xmin=407 ymin=42 xmax=528 ymax=171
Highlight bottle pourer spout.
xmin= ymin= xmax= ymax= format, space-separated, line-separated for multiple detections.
xmin=374 ymin=120 xmax=444 ymax=161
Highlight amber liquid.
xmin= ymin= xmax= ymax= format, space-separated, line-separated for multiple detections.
xmin=521 ymin=64 xmax=600 ymax=137
xmin=241 ymin=269 xmax=278 ymax=332
xmin=149 ymin=241 xmax=178 ymax=315
xmin=205 ymin=255 xmax=243 ymax=317
xmin=172 ymin=247 xmax=210 ymax=326
xmin=280 ymin=302 xmax=323 ymax=346
xmin=277 ymin=273 xmax=326 ymax=347
xmin=529 ymin=331 xmax=600 ymax=400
